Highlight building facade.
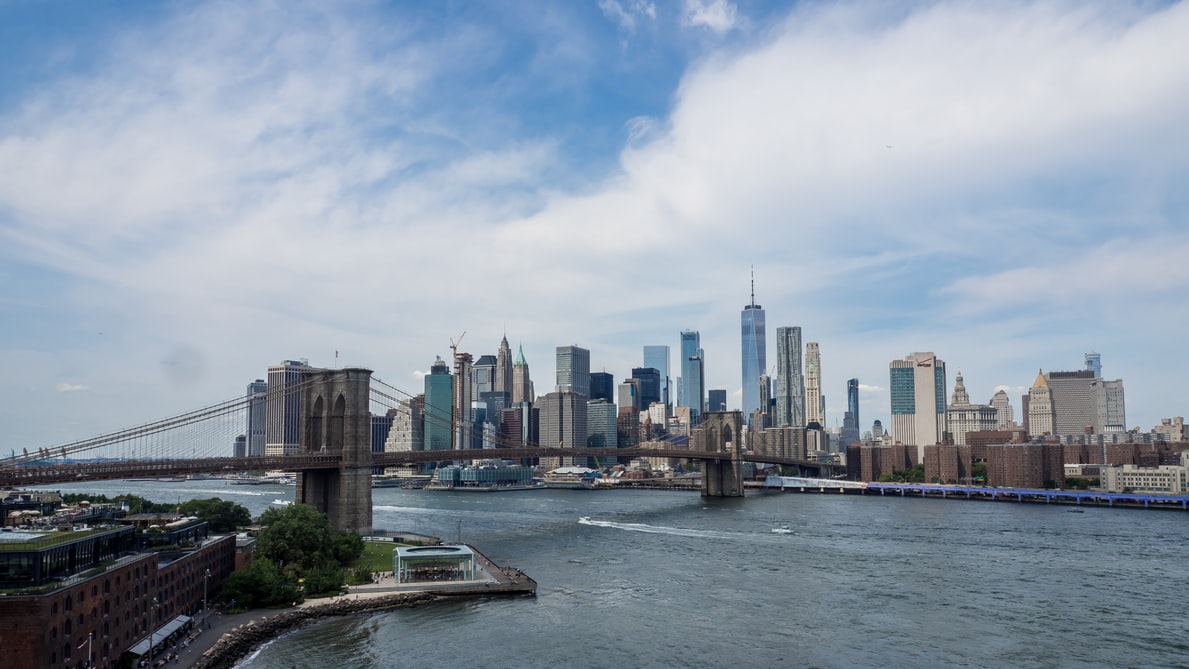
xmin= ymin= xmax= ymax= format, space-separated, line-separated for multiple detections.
xmin=511 ymin=344 xmax=533 ymax=404
xmin=245 ymin=379 xmax=267 ymax=457
xmin=265 ymin=359 xmax=313 ymax=456
xmin=556 ymin=346 xmax=591 ymax=398
xmin=643 ymin=345 xmax=671 ymax=414
xmin=678 ymin=330 xmax=704 ymax=425
xmin=774 ymin=326 xmax=804 ymax=427
xmin=889 ymin=352 xmax=946 ymax=463
xmin=944 ymin=371 xmax=999 ymax=445
xmin=423 ymin=357 xmax=453 ymax=452
xmin=741 ymin=279 xmax=766 ymax=423
xmin=538 ymin=390 xmax=588 ymax=469
xmin=805 ymin=342 xmax=822 ymax=426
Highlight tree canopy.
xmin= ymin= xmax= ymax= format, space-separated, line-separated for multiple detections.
xmin=178 ymin=498 xmax=252 ymax=532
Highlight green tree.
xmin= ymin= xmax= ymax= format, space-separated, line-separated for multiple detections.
xmin=256 ymin=504 xmax=337 ymax=574
xmin=331 ymin=531 xmax=364 ymax=565
xmin=219 ymin=558 xmax=302 ymax=609
xmin=178 ymin=498 xmax=252 ymax=532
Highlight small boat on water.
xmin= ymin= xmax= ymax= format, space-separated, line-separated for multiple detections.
xmin=1067 ymin=507 xmax=1085 ymax=513
xmin=771 ymin=521 xmax=794 ymax=534
xmin=271 ymin=500 xmax=292 ymax=506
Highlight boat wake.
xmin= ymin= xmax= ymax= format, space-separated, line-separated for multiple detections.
xmin=577 ymin=517 xmax=750 ymax=541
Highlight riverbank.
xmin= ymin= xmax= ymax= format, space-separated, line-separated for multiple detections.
xmin=178 ymin=545 xmax=534 ymax=669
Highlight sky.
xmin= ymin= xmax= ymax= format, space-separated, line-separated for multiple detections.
xmin=2 ymin=0 xmax=1188 ymax=453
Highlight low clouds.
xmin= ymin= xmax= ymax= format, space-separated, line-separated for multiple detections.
xmin=599 ymin=0 xmax=657 ymax=33
xmin=56 ymin=383 xmax=88 ymax=393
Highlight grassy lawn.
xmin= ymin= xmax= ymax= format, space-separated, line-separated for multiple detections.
xmin=353 ymin=540 xmax=400 ymax=573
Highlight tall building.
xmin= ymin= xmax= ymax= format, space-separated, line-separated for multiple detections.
xmin=538 ymin=390 xmax=588 ymax=469
xmin=471 ymin=354 xmax=496 ymax=400
xmin=643 ymin=345 xmax=671 ymax=414
xmin=617 ymin=381 xmax=638 ymax=412
xmin=805 ymin=342 xmax=822 ymax=427
xmin=556 ymin=345 xmax=591 ymax=398
xmin=512 ymin=344 xmax=533 ymax=404
xmin=495 ymin=335 xmax=514 ymax=397
xmin=989 ymin=389 xmax=1014 ymax=429
xmin=757 ymin=373 xmax=773 ymax=427
xmin=1085 ymin=351 xmax=1102 ymax=378
xmin=1099 ymin=378 xmax=1126 ymax=432
xmin=631 ymin=367 xmax=662 ymax=410
xmin=847 ymin=378 xmax=860 ymax=431
xmin=586 ymin=399 xmax=618 ymax=449
xmin=678 ymin=330 xmax=704 ymax=424
xmin=423 ymin=356 xmax=453 ymax=452
xmin=945 ymin=371 xmax=999 ymax=445
xmin=889 ymin=352 xmax=947 ymax=463
xmin=265 ymin=359 xmax=313 ymax=456
xmin=246 ymin=379 xmax=267 ymax=457
xmin=452 ymin=351 xmax=473 ymax=451
xmin=1026 ymin=370 xmax=1054 ymax=437
xmin=589 ymin=371 xmax=615 ymax=402
xmin=708 ymin=388 xmax=727 ymax=413
xmin=774 ymin=326 xmax=805 ymax=427
xmin=741 ymin=273 xmax=766 ymax=423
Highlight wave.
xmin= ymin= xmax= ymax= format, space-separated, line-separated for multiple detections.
xmin=577 ymin=517 xmax=763 ymax=542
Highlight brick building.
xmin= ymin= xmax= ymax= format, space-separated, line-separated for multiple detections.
xmin=986 ymin=443 xmax=1065 ymax=489
xmin=923 ymin=444 xmax=973 ymax=484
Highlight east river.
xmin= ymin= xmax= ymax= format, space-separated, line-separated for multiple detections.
xmin=38 ymin=479 xmax=1189 ymax=668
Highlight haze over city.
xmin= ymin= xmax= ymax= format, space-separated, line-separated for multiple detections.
xmin=2 ymin=0 xmax=1187 ymax=450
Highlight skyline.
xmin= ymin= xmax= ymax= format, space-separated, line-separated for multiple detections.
xmin=3 ymin=1 xmax=1188 ymax=449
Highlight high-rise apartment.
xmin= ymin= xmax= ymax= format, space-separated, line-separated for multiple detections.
xmin=556 ymin=345 xmax=591 ymax=398
xmin=775 ymin=326 xmax=805 ymax=427
xmin=741 ymin=274 xmax=766 ymax=423
xmin=265 ymin=359 xmax=313 ymax=456
xmin=453 ymin=351 xmax=473 ymax=451
xmin=805 ymin=342 xmax=822 ymax=427
xmin=246 ymin=379 xmax=267 ymax=457
xmin=889 ymin=352 xmax=947 ymax=463
xmin=678 ymin=330 xmax=704 ymax=424
xmin=643 ymin=345 xmax=671 ymax=413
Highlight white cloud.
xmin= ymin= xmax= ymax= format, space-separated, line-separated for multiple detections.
xmin=599 ymin=0 xmax=657 ymax=33
xmin=858 ymin=384 xmax=884 ymax=393
xmin=56 ymin=383 xmax=88 ymax=393
xmin=682 ymin=0 xmax=737 ymax=33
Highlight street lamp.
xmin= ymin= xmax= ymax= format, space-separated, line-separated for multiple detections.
xmin=149 ymin=597 xmax=159 ymax=667
xmin=203 ymin=568 xmax=211 ymax=630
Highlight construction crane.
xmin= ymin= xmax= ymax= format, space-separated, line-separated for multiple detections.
xmin=449 ymin=331 xmax=466 ymax=358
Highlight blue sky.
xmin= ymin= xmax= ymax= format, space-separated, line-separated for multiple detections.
xmin=2 ymin=0 xmax=1188 ymax=452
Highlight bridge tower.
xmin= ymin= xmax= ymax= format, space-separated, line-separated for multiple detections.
xmin=698 ymin=410 xmax=745 ymax=497
xmin=296 ymin=367 xmax=373 ymax=535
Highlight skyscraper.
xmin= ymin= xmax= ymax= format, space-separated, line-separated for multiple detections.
xmin=495 ymin=335 xmax=514 ymax=397
xmin=945 ymin=371 xmax=999 ymax=445
xmin=1085 ymin=351 xmax=1102 ymax=378
xmin=989 ymin=389 xmax=1014 ymax=429
xmin=452 ymin=351 xmax=473 ymax=451
xmin=556 ymin=345 xmax=591 ymax=398
xmin=741 ymin=273 xmax=766 ymax=422
xmin=678 ymin=330 xmax=704 ymax=424
xmin=538 ymin=390 xmax=588 ymax=469
xmin=847 ymin=378 xmax=860 ymax=431
xmin=708 ymin=388 xmax=727 ymax=413
xmin=889 ymin=352 xmax=947 ymax=463
xmin=775 ymin=326 xmax=805 ymax=427
xmin=805 ymin=342 xmax=822 ymax=427
xmin=423 ymin=356 xmax=453 ymax=452
xmin=512 ymin=344 xmax=533 ymax=404
xmin=631 ymin=367 xmax=662 ymax=410
xmin=589 ymin=371 xmax=615 ymax=402
xmin=643 ymin=345 xmax=671 ymax=414
xmin=246 ymin=379 xmax=267 ymax=457
xmin=265 ymin=359 xmax=313 ymax=456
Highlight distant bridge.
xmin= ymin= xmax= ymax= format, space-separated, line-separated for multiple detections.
xmin=0 ymin=367 xmax=837 ymax=531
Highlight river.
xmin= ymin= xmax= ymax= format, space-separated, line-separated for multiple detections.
xmin=39 ymin=479 xmax=1189 ymax=668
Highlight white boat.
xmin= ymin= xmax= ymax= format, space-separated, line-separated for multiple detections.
xmin=771 ymin=522 xmax=794 ymax=534
xmin=271 ymin=500 xmax=292 ymax=506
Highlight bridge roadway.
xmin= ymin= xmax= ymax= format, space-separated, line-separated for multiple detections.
xmin=0 ymin=448 xmax=832 ymax=487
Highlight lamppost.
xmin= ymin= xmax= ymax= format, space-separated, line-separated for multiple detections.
xmin=203 ymin=568 xmax=211 ymax=630
xmin=149 ymin=597 xmax=159 ymax=667
xmin=86 ymin=631 xmax=93 ymax=668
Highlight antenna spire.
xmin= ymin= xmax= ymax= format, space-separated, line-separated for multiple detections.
xmin=750 ymin=266 xmax=756 ymax=307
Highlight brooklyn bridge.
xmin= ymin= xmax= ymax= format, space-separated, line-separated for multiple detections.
xmin=0 ymin=368 xmax=836 ymax=533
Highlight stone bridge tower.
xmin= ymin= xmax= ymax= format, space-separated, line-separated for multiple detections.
xmin=296 ymin=367 xmax=373 ymax=535
xmin=698 ymin=410 xmax=744 ymax=497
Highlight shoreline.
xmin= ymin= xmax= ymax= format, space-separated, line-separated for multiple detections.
xmin=190 ymin=592 xmax=443 ymax=669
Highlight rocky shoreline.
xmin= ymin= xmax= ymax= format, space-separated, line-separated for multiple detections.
xmin=191 ymin=592 xmax=442 ymax=669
